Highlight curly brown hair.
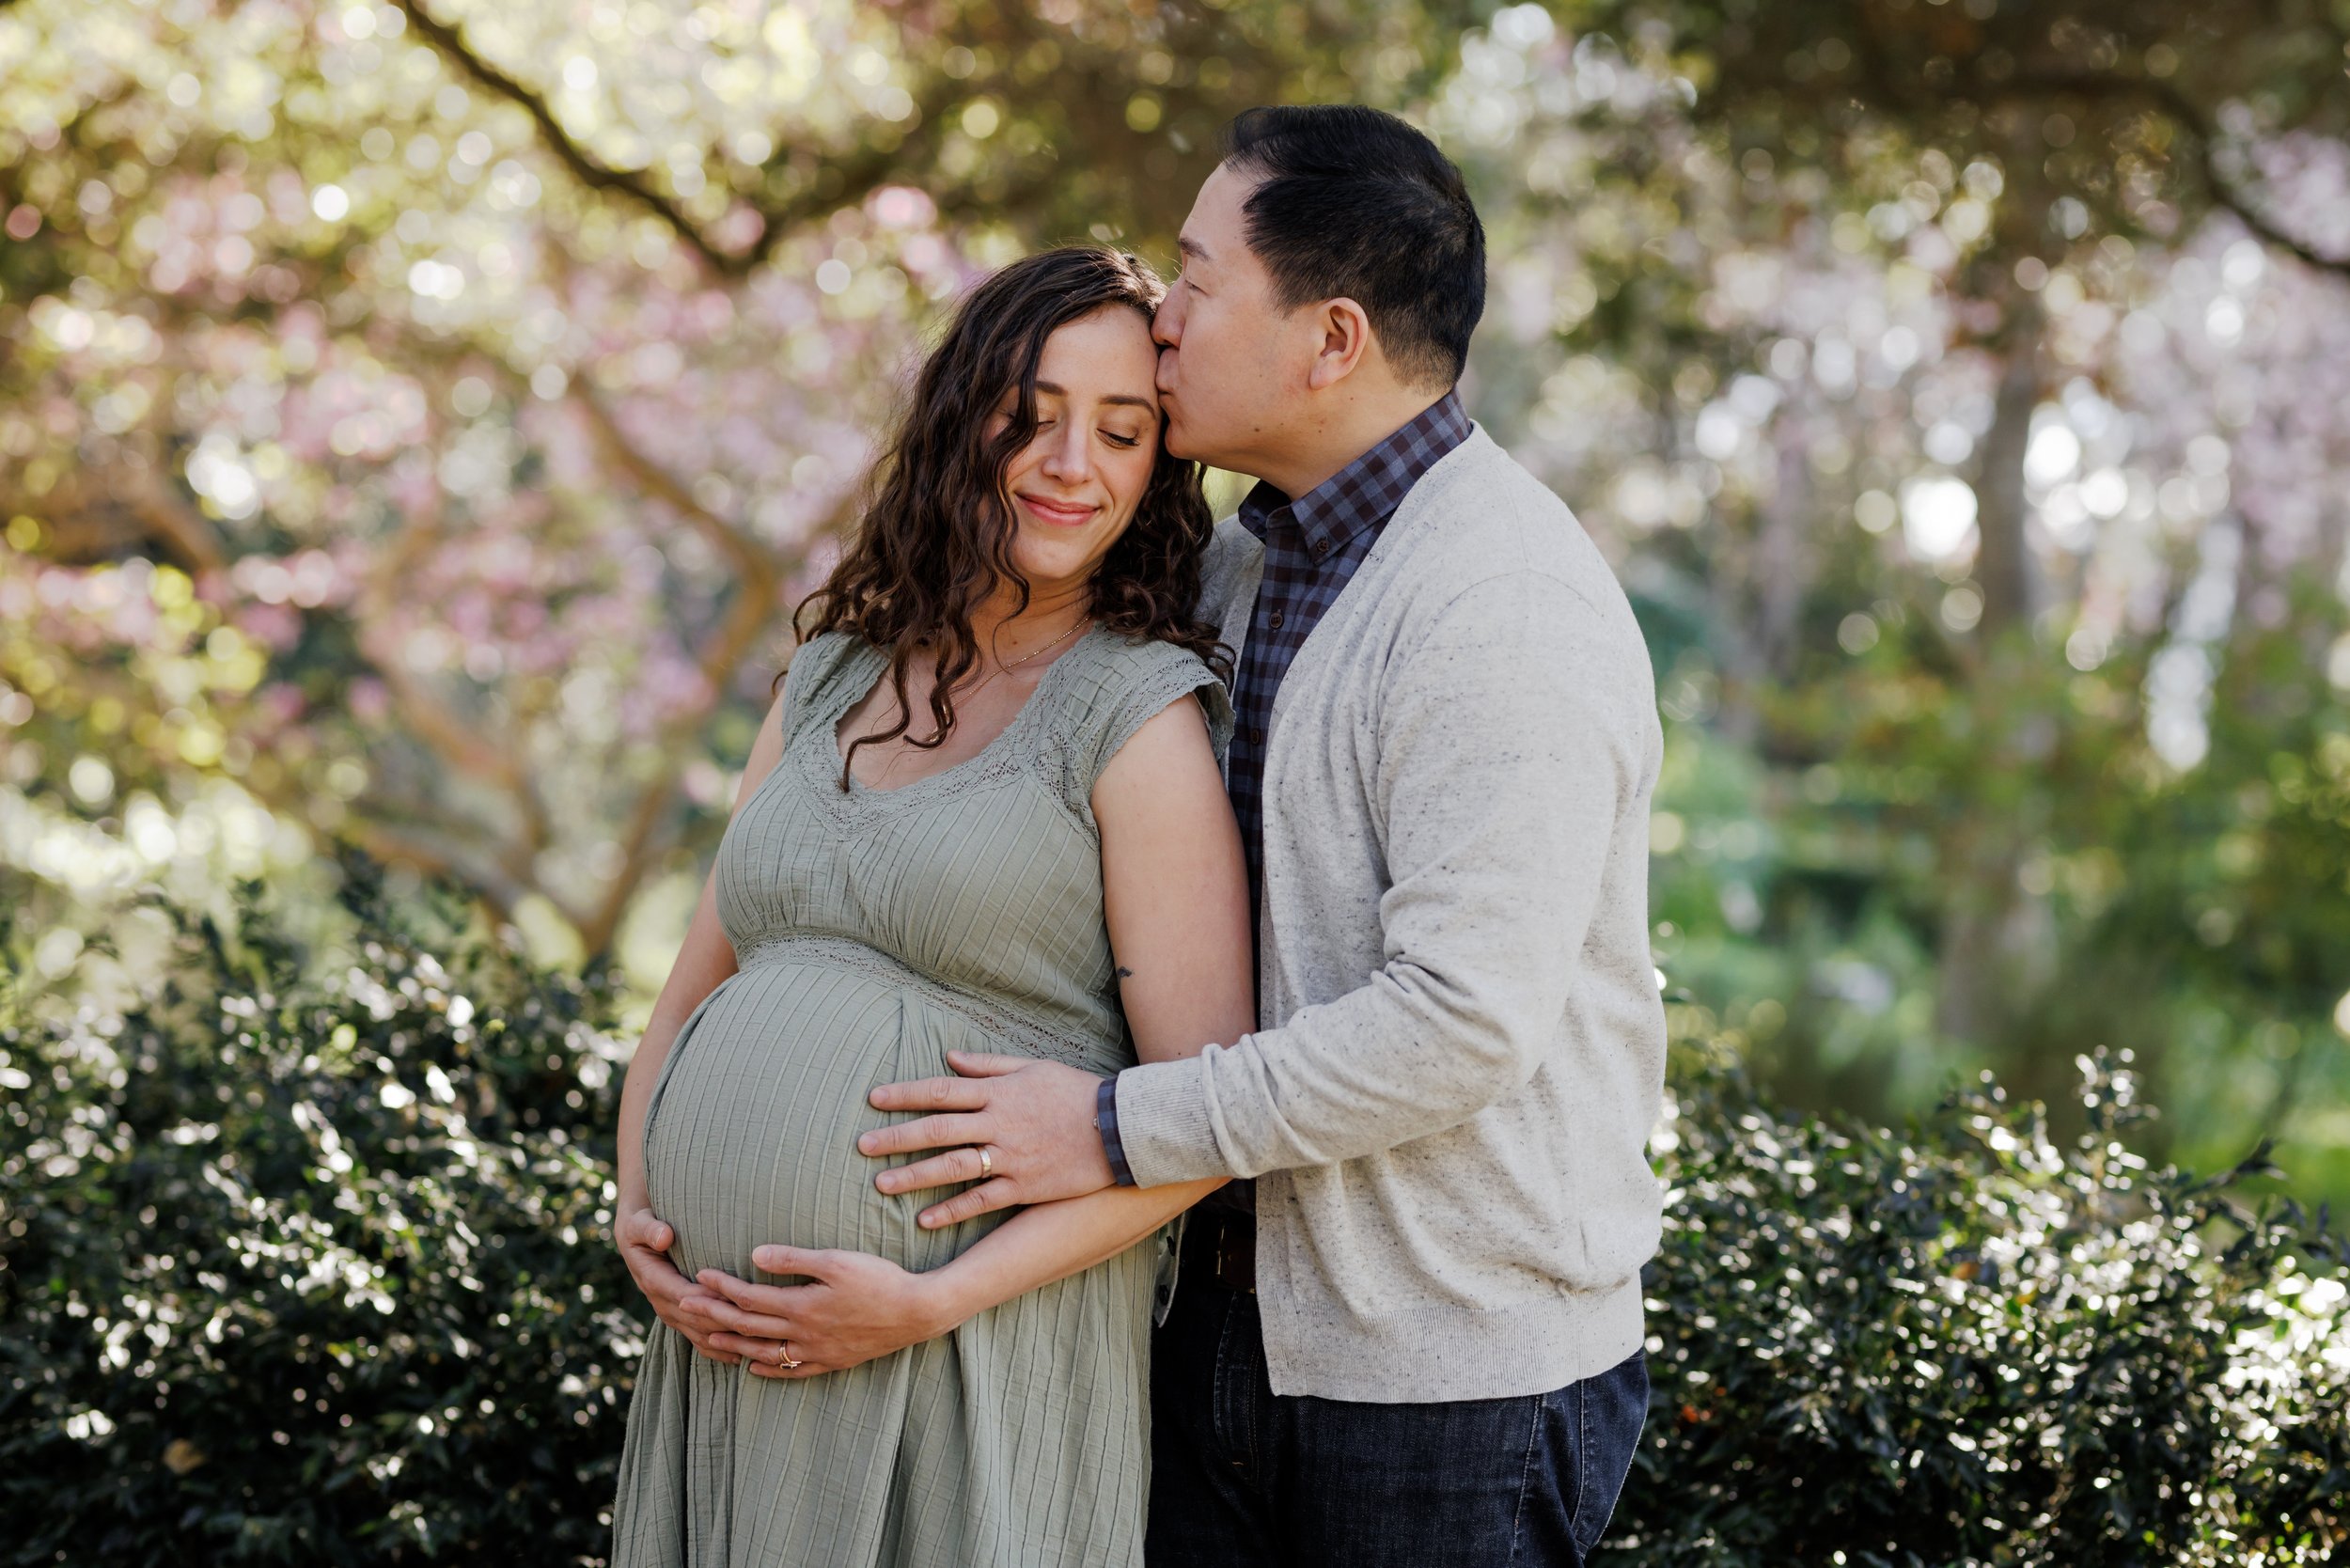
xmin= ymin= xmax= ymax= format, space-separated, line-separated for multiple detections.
xmin=794 ymin=245 xmax=1226 ymax=788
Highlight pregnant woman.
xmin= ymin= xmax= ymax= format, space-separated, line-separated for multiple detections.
xmin=606 ymin=246 xmax=1252 ymax=1567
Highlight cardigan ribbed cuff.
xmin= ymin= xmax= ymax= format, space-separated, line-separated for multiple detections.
xmin=1110 ymin=1050 xmax=1230 ymax=1188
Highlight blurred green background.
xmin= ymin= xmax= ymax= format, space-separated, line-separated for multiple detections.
xmin=6 ymin=0 xmax=2350 ymax=1202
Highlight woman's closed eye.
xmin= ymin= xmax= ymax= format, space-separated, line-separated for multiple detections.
xmin=1028 ymin=416 xmax=1142 ymax=449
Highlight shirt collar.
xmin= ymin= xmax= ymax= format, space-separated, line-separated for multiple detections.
xmin=1236 ymin=389 xmax=1471 ymax=551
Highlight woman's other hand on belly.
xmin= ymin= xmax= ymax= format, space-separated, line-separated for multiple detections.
xmin=684 ymin=1245 xmax=967 ymax=1379
xmin=617 ymin=1204 xmax=763 ymax=1367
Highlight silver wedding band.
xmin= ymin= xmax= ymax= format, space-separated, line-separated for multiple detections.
xmin=977 ymin=1145 xmax=995 ymax=1180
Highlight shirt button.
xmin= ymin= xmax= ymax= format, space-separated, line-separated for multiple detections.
xmin=1268 ymin=609 xmax=1286 ymax=631
xmin=1310 ymin=540 xmax=1330 ymax=558
xmin=1251 ymin=727 xmax=1266 ymax=746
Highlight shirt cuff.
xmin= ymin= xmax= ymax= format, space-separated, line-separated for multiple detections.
xmin=1111 ymin=1051 xmax=1231 ymax=1187
xmin=1097 ymin=1073 xmax=1137 ymax=1187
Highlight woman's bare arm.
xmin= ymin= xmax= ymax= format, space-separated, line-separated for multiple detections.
xmin=1095 ymin=693 xmax=1256 ymax=1069
xmin=612 ymin=687 xmax=787 ymax=1362
xmin=689 ymin=692 xmax=1253 ymax=1375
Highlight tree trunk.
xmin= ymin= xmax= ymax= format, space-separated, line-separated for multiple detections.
xmin=1972 ymin=301 xmax=2042 ymax=638
xmin=1934 ymin=292 xmax=2052 ymax=1045
xmin=1755 ymin=411 xmax=1816 ymax=678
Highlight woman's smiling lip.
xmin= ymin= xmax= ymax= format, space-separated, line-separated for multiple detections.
xmin=1015 ymin=492 xmax=1097 ymax=527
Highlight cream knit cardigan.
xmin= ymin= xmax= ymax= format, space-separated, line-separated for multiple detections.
xmin=1119 ymin=426 xmax=1668 ymax=1403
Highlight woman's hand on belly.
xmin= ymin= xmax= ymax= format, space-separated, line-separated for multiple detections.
xmin=617 ymin=1205 xmax=756 ymax=1367
xmin=684 ymin=1245 xmax=965 ymax=1379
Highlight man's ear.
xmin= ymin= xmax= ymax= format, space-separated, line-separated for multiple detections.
xmin=1303 ymin=297 xmax=1374 ymax=392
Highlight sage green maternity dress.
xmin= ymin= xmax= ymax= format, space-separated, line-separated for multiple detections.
xmin=611 ymin=628 xmax=1230 ymax=1568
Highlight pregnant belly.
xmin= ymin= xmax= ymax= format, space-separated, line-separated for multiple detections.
xmin=642 ymin=958 xmax=1004 ymax=1283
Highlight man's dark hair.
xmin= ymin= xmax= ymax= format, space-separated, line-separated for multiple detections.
xmin=1221 ymin=104 xmax=1484 ymax=389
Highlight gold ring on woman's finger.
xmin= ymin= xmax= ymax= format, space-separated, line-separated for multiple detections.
xmin=779 ymin=1341 xmax=801 ymax=1370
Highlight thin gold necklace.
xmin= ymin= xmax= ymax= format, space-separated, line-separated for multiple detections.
xmin=948 ymin=617 xmax=1083 ymax=706
xmin=993 ymin=616 xmax=1083 ymax=672
xmin=862 ymin=619 xmax=1085 ymax=787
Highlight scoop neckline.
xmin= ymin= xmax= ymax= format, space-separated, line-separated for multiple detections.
xmin=817 ymin=626 xmax=1102 ymax=800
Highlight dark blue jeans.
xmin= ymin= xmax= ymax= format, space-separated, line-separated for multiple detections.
xmin=1146 ymin=1276 xmax=1649 ymax=1567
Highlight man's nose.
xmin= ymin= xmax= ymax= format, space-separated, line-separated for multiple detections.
xmin=1152 ymin=295 xmax=1182 ymax=347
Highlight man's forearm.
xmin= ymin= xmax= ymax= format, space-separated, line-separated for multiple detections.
xmin=1112 ymin=974 xmax=1553 ymax=1185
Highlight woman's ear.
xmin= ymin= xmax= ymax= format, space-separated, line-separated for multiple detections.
xmin=1304 ymin=297 xmax=1374 ymax=392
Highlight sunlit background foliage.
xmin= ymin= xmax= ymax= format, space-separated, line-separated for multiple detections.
xmin=6 ymin=0 xmax=2350 ymax=1257
xmin=6 ymin=0 xmax=2350 ymax=1558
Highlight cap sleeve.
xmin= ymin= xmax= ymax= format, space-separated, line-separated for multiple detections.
xmin=1042 ymin=635 xmax=1234 ymax=823
xmin=775 ymin=632 xmax=871 ymax=746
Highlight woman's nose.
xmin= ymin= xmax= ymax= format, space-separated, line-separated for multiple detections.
xmin=1038 ymin=423 xmax=1090 ymax=483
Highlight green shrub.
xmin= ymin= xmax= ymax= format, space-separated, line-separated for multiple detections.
xmin=1 ymin=870 xmax=638 ymax=1564
xmin=1624 ymin=1044 xmax=2348 ymax=1566
xmin=3 ymin=875 xmax=2343 ymax=1565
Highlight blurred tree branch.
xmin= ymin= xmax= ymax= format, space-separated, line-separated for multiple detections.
xmin=352 ymin=518 xmax=541 ymax=812
xmin=570 ymin=389 xmax=785 ymax=588
xmin=2008 ymin=71 xmax=2350 ymax=281
xmin=2 ymin=0 xmax=1482 ymax=965
xmin=343 ymin=817 xmax=528 ymax=924
xmin=390 ymin=0 xmax=952 ymax=277
xmin=319 ymin=380 xmax=825 ymax=955
xmin=2 ymin=468 xmax=227 ymax=575
xmin=566 ymin=386 xmax=811 ymax=955
xmin=389 ymin=0 xmax=746 ymax=273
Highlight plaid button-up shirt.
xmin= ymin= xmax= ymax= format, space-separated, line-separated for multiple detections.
xmin=1226 ymin=390 xmax=1471 ymax=922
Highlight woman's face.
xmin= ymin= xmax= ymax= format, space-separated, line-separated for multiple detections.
xmin=989 ymin=305 xmax=1165 ymax=599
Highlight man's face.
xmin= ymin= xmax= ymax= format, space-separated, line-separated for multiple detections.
xmin=1152 ymin=163 xmax=1308 ymax=478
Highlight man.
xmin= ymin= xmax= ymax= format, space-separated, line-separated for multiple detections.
xmin=858 ymin=105 xmax=1668 ymax=1565
xmin=645 ymin=105 xmax=1668 ymax=1564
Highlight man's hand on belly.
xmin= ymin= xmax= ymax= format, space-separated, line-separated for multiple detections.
xmin=858 ymin=1052 xmax=1115 ymax=1228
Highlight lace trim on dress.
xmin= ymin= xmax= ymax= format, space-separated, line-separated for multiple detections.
xmin=736 ymin=932 xmax=1117 ymax=1073
xmin=789 ymin=634 xmax=1093 ymax=832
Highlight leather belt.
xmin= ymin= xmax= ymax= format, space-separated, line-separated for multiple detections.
xmin=1183 ymin=1204 xmax=1256 ymax=1294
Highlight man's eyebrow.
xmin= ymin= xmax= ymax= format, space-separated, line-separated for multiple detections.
xmin=1033 ymin=380 xmax=1156 ymax=409
xmin=1175 ymin=236 xmax=1211 ymax=264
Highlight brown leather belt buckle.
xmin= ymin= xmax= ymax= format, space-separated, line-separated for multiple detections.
xmin=1207 ymin=1212 xmax=1256 ymax=1294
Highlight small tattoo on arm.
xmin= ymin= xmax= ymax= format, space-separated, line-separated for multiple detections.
xmin=1115 ymin=966 xmax=1135 ymax=979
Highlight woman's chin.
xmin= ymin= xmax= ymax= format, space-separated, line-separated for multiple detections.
xmin=1011 ymin=532 xmax=1115 ymax=591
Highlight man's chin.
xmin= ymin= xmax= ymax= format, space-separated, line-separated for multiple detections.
xmin=1162 ymin=416 xmax=1206 ymax=464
